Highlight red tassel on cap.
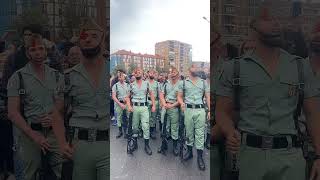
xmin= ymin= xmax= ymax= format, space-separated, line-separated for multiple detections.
xmin=80 ymin=31 xmax=88 ymax=40
xmin=260 ymin=7 xmax=270 ymax=20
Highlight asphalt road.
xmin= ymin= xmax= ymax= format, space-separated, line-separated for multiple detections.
xmin=110 ymin=125 xmax=210 ymax=180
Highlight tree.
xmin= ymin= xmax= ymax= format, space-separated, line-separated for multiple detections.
xmin=11 ymin=7 xmax=49 ymax=35
xmin=128 ymin=63 xmax=137 ymax=75
xmin=112 ymin=61 xmax=126 ymax=76
xmin=62 ymin=0 xmax=91 ymax=39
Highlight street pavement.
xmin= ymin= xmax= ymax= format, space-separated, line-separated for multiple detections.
xmin=110 ymin=125 xmax=210 ymax=180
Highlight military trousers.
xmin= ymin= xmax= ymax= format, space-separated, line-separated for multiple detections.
xmin=238 ymin=137 xmax=305 ymax=180
xmin=17 ymin=129 xmax=62 ymax=180
xmin=132 ymin=105 xmax=150 ymax=139
xmin=160 ymin=107 xmax=179 ymax=140
xmin=148 ymin=100 xmax=159 ymax=128
xmin=72 ymin=138 xmax=110 ymax=180
xmin=115 ymin=104 xmax=128 ymax=128
xmin=184 ymin=108 xmax=206 ymax=150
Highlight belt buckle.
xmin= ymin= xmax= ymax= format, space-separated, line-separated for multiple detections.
xmin=261 ymin=136 xmax=273 ymax=150
xmin=192 ymin=104 xmax=195 ymax=109
xmin=88 ymin=128 xmax=97 ymax=142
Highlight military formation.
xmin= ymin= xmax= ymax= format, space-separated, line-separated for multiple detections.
xmin=111 ymin=65 xmax=211 ymax=171
xmin=5 ymin=18 xmax=109 ymax=180
xmin=211 ymin=5 xmax=320 ymax=180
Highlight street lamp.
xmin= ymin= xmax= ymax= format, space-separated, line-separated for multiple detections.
xmin=202 ymin=16 xmax=210 ymax=23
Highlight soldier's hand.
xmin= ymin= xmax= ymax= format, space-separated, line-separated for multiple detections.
xmin=151 ymin=105 xmax=156 ymax=112
xmin=128 ymin=106 xmax=133 ymax=112
xmin=207 ymin=112 xmax=211 ymax=121
xmin=225 ymin=129 xmax=241 ymax=154
xmin=180 ymin=103 xmax=185 ymax=112
xmin=59 ymin=143 xmax=74 ymax=159
xmin=166 ymin=103 xmax=173 ymax=109
xmin=40 ymin=113 xmax=52 ymax=128
xmin=30 ymin=130 xmax=50 ymax=153
xmin=120 ymin=103 xmax=126 ymax=110
xmin=162 ymin=103 xmax=168 ymax=109
xmin=310 ymin=159 xmax=320 ymax=180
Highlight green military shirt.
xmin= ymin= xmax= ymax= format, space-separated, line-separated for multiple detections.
xmin=160 ymin=80 xmax=180 ymax=103
xmin=148 ymin=80 xmax=160 ymax=100
xmin=7 ymin=63 xmax=63 ymax=123
xmin=177 ymin=77 xmax=210 ymax=105
xmin=112 ymin=81 xmax=129 ymax=101
xmin=130 ymin=80 xmax=150 ymax=103
xmin=65 ymin=62 xmax=108 ymax=130
xmin=215 ymin=49 xmax=319 ymax=135
xmin=212 ymin=57 xmax=225 ymax=94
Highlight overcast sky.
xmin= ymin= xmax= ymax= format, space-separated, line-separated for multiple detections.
xmin=110 ymin=0 xmax=210 ymax=62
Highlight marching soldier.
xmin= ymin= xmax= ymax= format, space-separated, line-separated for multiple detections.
xmin=158 ymin=66 xmax=181 ymax=156
xmin=126 ymin=67 xmax=156 ymax=155
xmin=307 ymin=21 xmax=320 ymax=179
xmin=211 ymin=27 xmax=227 ymax=180
xmin=7 ymin=34 xmax=63 ymax=180
xmin=147 ymin=69 xmax=160 ymax=139
xmin=215 ymin=7 xmax=320 ymax=180
xmin=177 ymin=64 xmax=210 ymax=171
xmin=204 ymin=73 xmax=211 ymax=150
xmin=52 ymin=18 xmax=109 ymax=180
xmin=112 ymin=70 xmax=129 ymax=139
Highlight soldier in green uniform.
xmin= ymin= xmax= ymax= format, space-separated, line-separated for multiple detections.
xmin=52 ymin=18 xmax=109 ymax=180
xmin=7 ymin=34 xmax=63 ymax=180
xmin=127 ymin=67 xmax=156 ymax=155
xmin=177 ymin=64 xmax=210 ymax=171
xmin=112 ymin=70 xmax=129 ymax=139
xmin=159 ymin=66 xmax=180 ymax=155
xmin=307 ymin=22 xmax=320 ymax=179
xmin=147 ymin=69 xmax=160 ymax=139
xmin=211 ymin=27 xmax=228 ymax=180
xmin=215 ymin=8 xmax=320 ymax=180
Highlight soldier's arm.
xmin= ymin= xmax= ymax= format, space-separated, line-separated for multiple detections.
xmin=177 ymin=82 xmax=184 ymax=106
xmin=51 ymin=103 xmax=67 ymax=147
xmin=8 ymin=97 xmax=34 ymax=138
xmin=205 ymin=82 xmax=210 ymax=112
xmin=303 ymin=59 xmax=320 ymax=155
xmin=159 ymin=91 xmax=166 ymax=107
xmin=215 ymin=96 xmax=235 ymax=137
xmin=214 ymin=61 xmax=235 ymax=137
xmin=149 ymin=90 xmax=156 ymax=107
xmin=304 ymin=97 xmax=320 ymax=154
xmin=126 ymin=94 xmax=132 ymax=108
xmin=177 ymin=92 xmax=184 ymax=106
xmin=111 ymin=85 xmax=122 ymax=106
xmin=7 ymin=74 xmax=34 ymax=139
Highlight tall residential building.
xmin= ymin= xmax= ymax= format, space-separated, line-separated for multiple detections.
xmin=0 ymin=0 xmax=17 ymax=37
xmin=212 ymin=0 xmax=320 ymax=45
xmin=110 ymin=50 xmax=165 ymax=73
xmin=155 ymin=40 xmax=192 ymax=76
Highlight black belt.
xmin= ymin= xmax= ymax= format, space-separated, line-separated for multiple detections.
xmin=77 ymin=129 xmax=109 ymax=141
xmin=245 ymin=134 xmax=301 ymax=149
xmin=30 ymin=123 xmax=52 ymax=131
xmin=186 ymin=104 xmax=204 ymax=109
xmin=148 ymin=97 xmax=158 ymax=101
xmin=133 ymin=102 xmax=147 ymax=106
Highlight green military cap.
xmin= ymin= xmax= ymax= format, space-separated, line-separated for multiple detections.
xmin=80 ymin=17 xmax=104 ymax=32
